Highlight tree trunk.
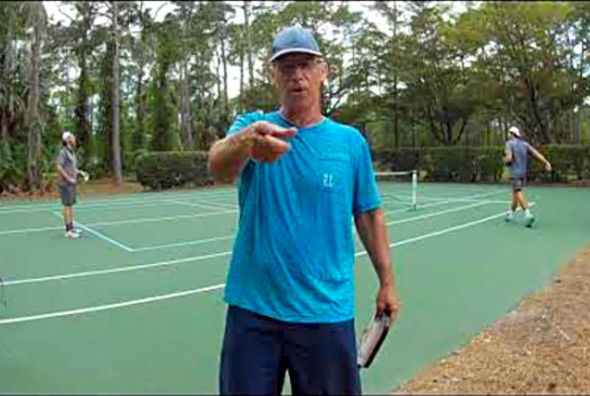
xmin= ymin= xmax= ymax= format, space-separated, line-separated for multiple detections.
xmin=74 ymin=6 xmax=94 ymax=165
xmin=1 ymin=17 xmax=13 ymax=152
xmin=239 ymin=43 xmax=244 ymax=113
xmin=179 ymin=62 xmax=186 ymax=148
xmin=179 ymin=6 xmax=193 ymax=150
xmin=243 ymin=1 xmax=254 ymax=87
xmin=179 ymin=58 xmax=193 ymax=149
xmin=215 ymin=49 xmax=222 ymax=104
xmin=133 ymin=1 xmax=146 ymax=151
xmin=392 ymin=1 xmax=399 ymax=148
xmin=221 ymin=25 xmax=229 ymax=121
xmin=63 ymin=64 xmax=70 ymax=122
xmin=111 ymin=1 xmax=123 ymax=185
xmin=75 ymin=50 xmax=90 ymax=163
xmin=134 ymin=75 xmax=145 ymax=150
xmin=101 ymin=42 xmax=114 ymax=168
xmin=26 ymin=3 xmax=45 ymax=192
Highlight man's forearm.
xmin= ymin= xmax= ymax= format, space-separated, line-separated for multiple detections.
xmin=354 ymin=209 xmax=395 ymax=286
xmin=534 ymin=151 xmax=549 ymax=165
xmin=207 ymin=129 xmax=252 ymax=184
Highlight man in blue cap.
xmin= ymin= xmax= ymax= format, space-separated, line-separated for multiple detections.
xmin=208 ymin=25 xmax=401 ymax=395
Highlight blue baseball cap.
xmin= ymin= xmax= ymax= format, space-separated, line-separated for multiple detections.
xmin=270 ymin=26 xmax=323 ymax=62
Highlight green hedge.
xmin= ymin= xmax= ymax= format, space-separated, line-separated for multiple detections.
xmin=134 ymin=151 xmax=212 ymax=190
xmin=527 ymin=145 xmax=590 ymax=182
xmin=375 ymin=145 xmax=590 ymax=183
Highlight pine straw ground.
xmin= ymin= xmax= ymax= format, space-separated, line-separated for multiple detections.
xmin=393 ymin=245 xmax=590 ymax=395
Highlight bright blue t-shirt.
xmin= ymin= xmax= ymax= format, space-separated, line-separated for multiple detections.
xmin=506 ymin=138 xmax=532 ymax=179
xmin=223 ymin=111 xmax=382 ymax=323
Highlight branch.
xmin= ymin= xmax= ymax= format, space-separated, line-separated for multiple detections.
xmin=57 ymin=6 xmax=76 ymax=25
xmin=153 ymin=2 xmax=169 ymax=20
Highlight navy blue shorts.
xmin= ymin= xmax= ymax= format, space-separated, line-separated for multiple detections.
xmin=219 ymin=305 xmax=361 ymax=395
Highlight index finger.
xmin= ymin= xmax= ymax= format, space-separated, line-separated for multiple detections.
xmin=255 ymin=121 xmax=297 ymax=139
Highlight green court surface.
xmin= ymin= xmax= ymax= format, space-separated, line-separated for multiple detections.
xmin=0 ymin=181 xmax=588 ymax=394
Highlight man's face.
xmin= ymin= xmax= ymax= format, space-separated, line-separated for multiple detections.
xmin=67 ymin=135 xmax=77 ymax=147
xmin=272 ymin=53 xmax=328 ymax=109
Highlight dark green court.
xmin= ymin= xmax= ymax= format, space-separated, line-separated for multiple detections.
xmin=0 ymin=182 xmax=588 ymax=394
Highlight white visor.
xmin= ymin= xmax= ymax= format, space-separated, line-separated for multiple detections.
xmin=62 ymin=131 xmax=74 ymax=142
xmin=508 ymin=126 xmax=521 ymax=137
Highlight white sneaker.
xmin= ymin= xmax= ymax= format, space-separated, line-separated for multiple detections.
xmin=65 ymin=231 xmax=80 ymax=239
xmin=72 ymin=228 xmax=83 ymax=235
xmin=525 ymin=215 xmax=535 ymax=228
xmin=505 ymin=211 xmax=514 ymax=222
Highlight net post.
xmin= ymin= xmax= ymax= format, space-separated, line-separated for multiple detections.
xmin=411 ymin=170 xmax=418 ymax=211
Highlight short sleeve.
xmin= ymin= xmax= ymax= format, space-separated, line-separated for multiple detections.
xmin=226 ymin=112 xmax=265 ymax=181
xmin=353 ymin=138 xmax=381 ymax=214
xmin=227 ymin=111 xmax=265 ymax=137
xmin=56 ymin=149 xmax=65 ymax=167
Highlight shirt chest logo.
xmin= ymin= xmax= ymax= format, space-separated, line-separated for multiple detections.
xmin=323 ymin=172 xmax=335 ymax=188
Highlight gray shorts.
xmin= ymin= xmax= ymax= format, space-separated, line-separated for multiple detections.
xmin=511 ymin=177 xmax=525 ymax=193
xmin=59 ymin=183 xmax=77 ymax=206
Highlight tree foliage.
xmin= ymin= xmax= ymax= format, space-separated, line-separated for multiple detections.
xmin=0 ymin=1 xmax=588 ymax=192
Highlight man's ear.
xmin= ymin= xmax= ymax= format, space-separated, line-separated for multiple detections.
xmin=320 ymin=61 xmax=329 ymax=83
xmin=272 ymin=66 xmax=279 ymax=88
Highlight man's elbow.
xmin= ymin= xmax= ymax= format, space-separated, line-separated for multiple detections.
xmin=354 ymin=207 xmax=384 ymax=224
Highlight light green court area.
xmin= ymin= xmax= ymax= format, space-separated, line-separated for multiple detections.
xmin=0 ymin=182 xmax=588 ymax=394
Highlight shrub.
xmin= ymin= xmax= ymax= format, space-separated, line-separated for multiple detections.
xmin=134 ymin=151 xmax=212 ymax=190
xmin=527 ymin=145 xmax=589 ymax=182
xmin=374 ymin=145 xmax=588 ymax=183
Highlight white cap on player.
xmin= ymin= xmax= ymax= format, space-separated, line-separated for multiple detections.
xmin=508 ymin=126 xmax=521 ymax=138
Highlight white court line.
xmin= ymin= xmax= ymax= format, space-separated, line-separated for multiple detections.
xmin=72 ymin=200 xmax=189 ymax=213
xmin=0 ymin=197 xmax=219 ymax=215
xmin=132 ymin=200 xmax=494 ymax=252
xmin=381 ymin=188 xmax=506 ymax=211
xmin=0 ymin=208 xmax=239 ymax=236
xmin=0 ymin=189 xmax=504 ymax=237
xmin=0 ymin=188 xmax=237 ymax=214
xmin=0 ymin=284 xmax=226 ymax=325
xmin=0 ymin=184 xmax=503 ymax=215
xmin=131 ymin=235 xmax=236 ymax=252
xmin=50 ymin=212 xmax=134 ymax=252
xmin=0 ymin=225 xmax=60 ymax=236
xmin=4 ymin=251 xmax=233 ymax=286
xmin=382 ymin=188 xmax=505 ymax=204
xmin=186 ymin=198 xmax=238 ymax=210
xmin=0 ymin=204 xmax=532 ymax=325
xmin=88 ymin=209 xmax=238 ymax=227
xmin=385 ymin=201 xmax=490 ymax=226
xmin=165 ymin=199 xmax=228 ymax=212
xmin=5 ymin=199 xmax=505 ymax=287
xmin=394 ymin=193 xmax=513 ymax=204
xmin=355 ymin=202 xmax=537 ymax=257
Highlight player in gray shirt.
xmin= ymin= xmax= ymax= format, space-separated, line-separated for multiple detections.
xmin=504 ymin=126 xmax=552 ymax=227
xmin=56 ymin=131 xmax=89 ymax=238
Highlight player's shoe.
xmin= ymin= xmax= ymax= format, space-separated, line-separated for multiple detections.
xmin=525 ymin=214 xmax=535 ymax=228
xmin=505 ymin=211 xmax=514 ymax=222
xmin=65 ymin=230 xmax=81 ymax=239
